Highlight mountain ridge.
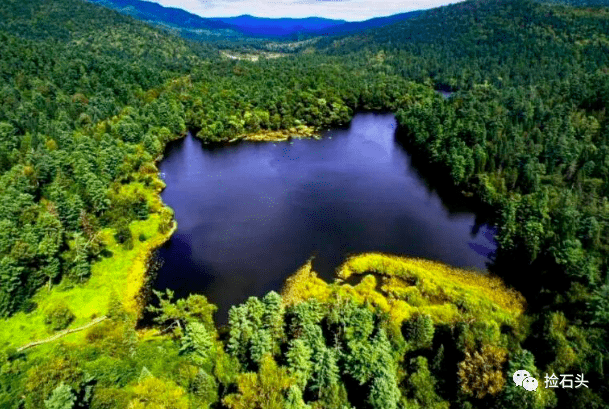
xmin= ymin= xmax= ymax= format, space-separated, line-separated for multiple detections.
xmin=86 ymin=0 xmax=243 ymax=39
xmin=87 ymin=0 xmax=424 ymax=39
xmin=209 ymin=14 xmax=346 ymax=37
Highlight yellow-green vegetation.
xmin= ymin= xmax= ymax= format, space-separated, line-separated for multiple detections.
xmin=237 ymin=126 xmax=320 ymax=142
xmin=223 ymin=355 xmax=293 ymax=409
xmin=281 ymin=258 xmax=331 ymax=307
xmin=338 ymin=253 xmax=525 ymax=323
xmin=220 ymin=50 xmax=286 ymax=62
xmin=0 ymin=174 xmax=175 ymax=351
xmin=128 ymin=375 xmax=190 ymax=409
xmin=283 ymin=253 xmax=527 ymax=336
xmin=457 ymin=344 xmax=507 ymax=398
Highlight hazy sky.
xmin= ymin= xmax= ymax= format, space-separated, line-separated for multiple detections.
xmin=149 ymin=0 xmax=463 ymax=21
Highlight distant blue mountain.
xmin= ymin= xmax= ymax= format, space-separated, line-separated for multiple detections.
xmin=86 ymin=0 xmax=241 ymax=38
xmin=211 ymin=12 xmax=425 ymax=38
xmin=87 ymin=0 xmax=424 ymax=39
xmin=210 ymin=15 xmax=346 ymax=37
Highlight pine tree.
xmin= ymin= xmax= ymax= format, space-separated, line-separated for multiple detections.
xmin=311 ymin=347 xmax=339 ymax=400
xmin=44 ymin=383 xmax=76 ymax=409
xmin=403 ymin=356 xmax=449 ymax=409
xmin=589 ymin=283 xmax=609 ymax=325
xmin=286 ymin=338 xmax=313 ymax=389
xmin=0 ymin=257 xmax=25 ymax=316
xmin=369 ymin=368 xmax=401 ymax=409
xmin=138 ymin=367 xmax=153 ymax=383
xmin=250 ymin=329 xmax=273 ymax=365
xmin=262 ymin=291 xmax=285 ymax=345
xmin=191 ymin=369 xmax=219 ymax=406
xmin=285 ymin=385 xmax=311 ymax=409
xmin=180 ymin=322 xmax=214 ymax=365
xmin=501 ymin=350 xmax=556 ymax=409
xmin=227 ymin=304 xmax=254 ymax=365
xmin=289 ymin=300 xmax=324 ymax=333
xmin=405 ymin=314 xmax=434 ymax=350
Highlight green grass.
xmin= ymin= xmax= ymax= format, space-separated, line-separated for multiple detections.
xmin=0 ymin=181 xmax=174 ymax=351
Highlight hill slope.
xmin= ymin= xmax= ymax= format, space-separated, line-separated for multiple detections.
xmin=0 ymin=0 xmax=211 ymax=315
xmin=87 ymin=0 xmax=423 ymax=39
xmin=87 ymin=0 xmax=243 ymax=39
xmin=318 ymin=9 xmax=425 ymax=35
xmin=318 ymin=0 xmax=609 ymax=89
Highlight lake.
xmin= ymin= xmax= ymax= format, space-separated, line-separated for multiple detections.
xmin=152 ymin=113 xmax=496 ymax=322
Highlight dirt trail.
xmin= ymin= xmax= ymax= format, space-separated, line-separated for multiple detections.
xmin=17 ymin=315 xmax=108 ymax=352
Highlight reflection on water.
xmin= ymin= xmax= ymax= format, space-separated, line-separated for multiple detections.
xmin=153 ymin=113 xmax=496 ymax=322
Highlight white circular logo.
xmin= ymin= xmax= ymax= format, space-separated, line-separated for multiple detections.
xmin=513 ymin=370 xmax=531 ymax=386
xmin=522 ymin=376 xmax=538 ymax=391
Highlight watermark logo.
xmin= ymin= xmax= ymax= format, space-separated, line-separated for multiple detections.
xmin=513 ymin=370 xmax=538 ymax=391
xmin=514 ymin=370 xmax=589 ymax=392
xmin=544 ymin=373 xmax=589 ymax=389
xmin=513 ymin=370 xmax=530 ymax=387
xmin=522 ymin=377 xmax=539 ymax=391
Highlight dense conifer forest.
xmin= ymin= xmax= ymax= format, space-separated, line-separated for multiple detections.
xmin=1 ymin=0 xmax=609 ymax=408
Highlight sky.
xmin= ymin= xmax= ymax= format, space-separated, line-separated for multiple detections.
xmin=148 ymin=0 xmax=463 ymax=21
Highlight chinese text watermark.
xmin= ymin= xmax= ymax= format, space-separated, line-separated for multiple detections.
xmin=513 ymin=370 xmax=589 ymax=392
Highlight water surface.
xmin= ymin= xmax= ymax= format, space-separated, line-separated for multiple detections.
xmin=153 ymin=113 xmax=495 ymax=321
xmin=436 ymin=90 xmax=454 ymax=99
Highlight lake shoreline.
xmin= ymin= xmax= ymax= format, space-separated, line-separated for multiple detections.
xmin=0 ymin=113 xmax=496 ymax=348
xmin=151 ymin=113 xmax=498 ymax=323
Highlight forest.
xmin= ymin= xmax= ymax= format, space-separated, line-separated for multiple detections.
xmin=1 ymin=0 xmax=609 ymax=408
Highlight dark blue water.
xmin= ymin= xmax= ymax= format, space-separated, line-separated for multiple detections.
xmin=153 ymin=113 xmax=496 ymax=321
xmin=436 ymin=90 xmax=454 ymax=99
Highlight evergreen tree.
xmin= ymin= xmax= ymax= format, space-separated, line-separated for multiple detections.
xmin=405 ymin=314 xmax=435 ymax=350
xmin=262 ymin=291 xmax=285 ymax=345
xmin=286 ymin=339 xmax=313 ymax=389
xmin=180 ymin=322 xmax=215 ymax=366
xmin=44 ymin=383 xmax=76 ymax=409
xmin=311 ymin=347 xmax=339 ymax=400
xmin=285 ymin=385 xmax=311 ymax=409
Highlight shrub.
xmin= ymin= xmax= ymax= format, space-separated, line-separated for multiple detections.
xmin=85 ymin=321 xmax=115 ymax=343
xmin=457 ymin=344 xmax=507 ymax=399
xmin=158 ymin=209 xmax=174 ymax=234
xmin=133 ymin=195 xmax=150 ymax=220
xmin=90 ymin=387 xmax=130 ymax=409
xmin=129 ymin=376 xmax=189 ymax=409
xmin=22 ymin=299 xmax=38 ymax=313
xmin=44 ymin=303 xmax=76 ymax=332
xmin=113 ymin=219 xmax=133 ymax=249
